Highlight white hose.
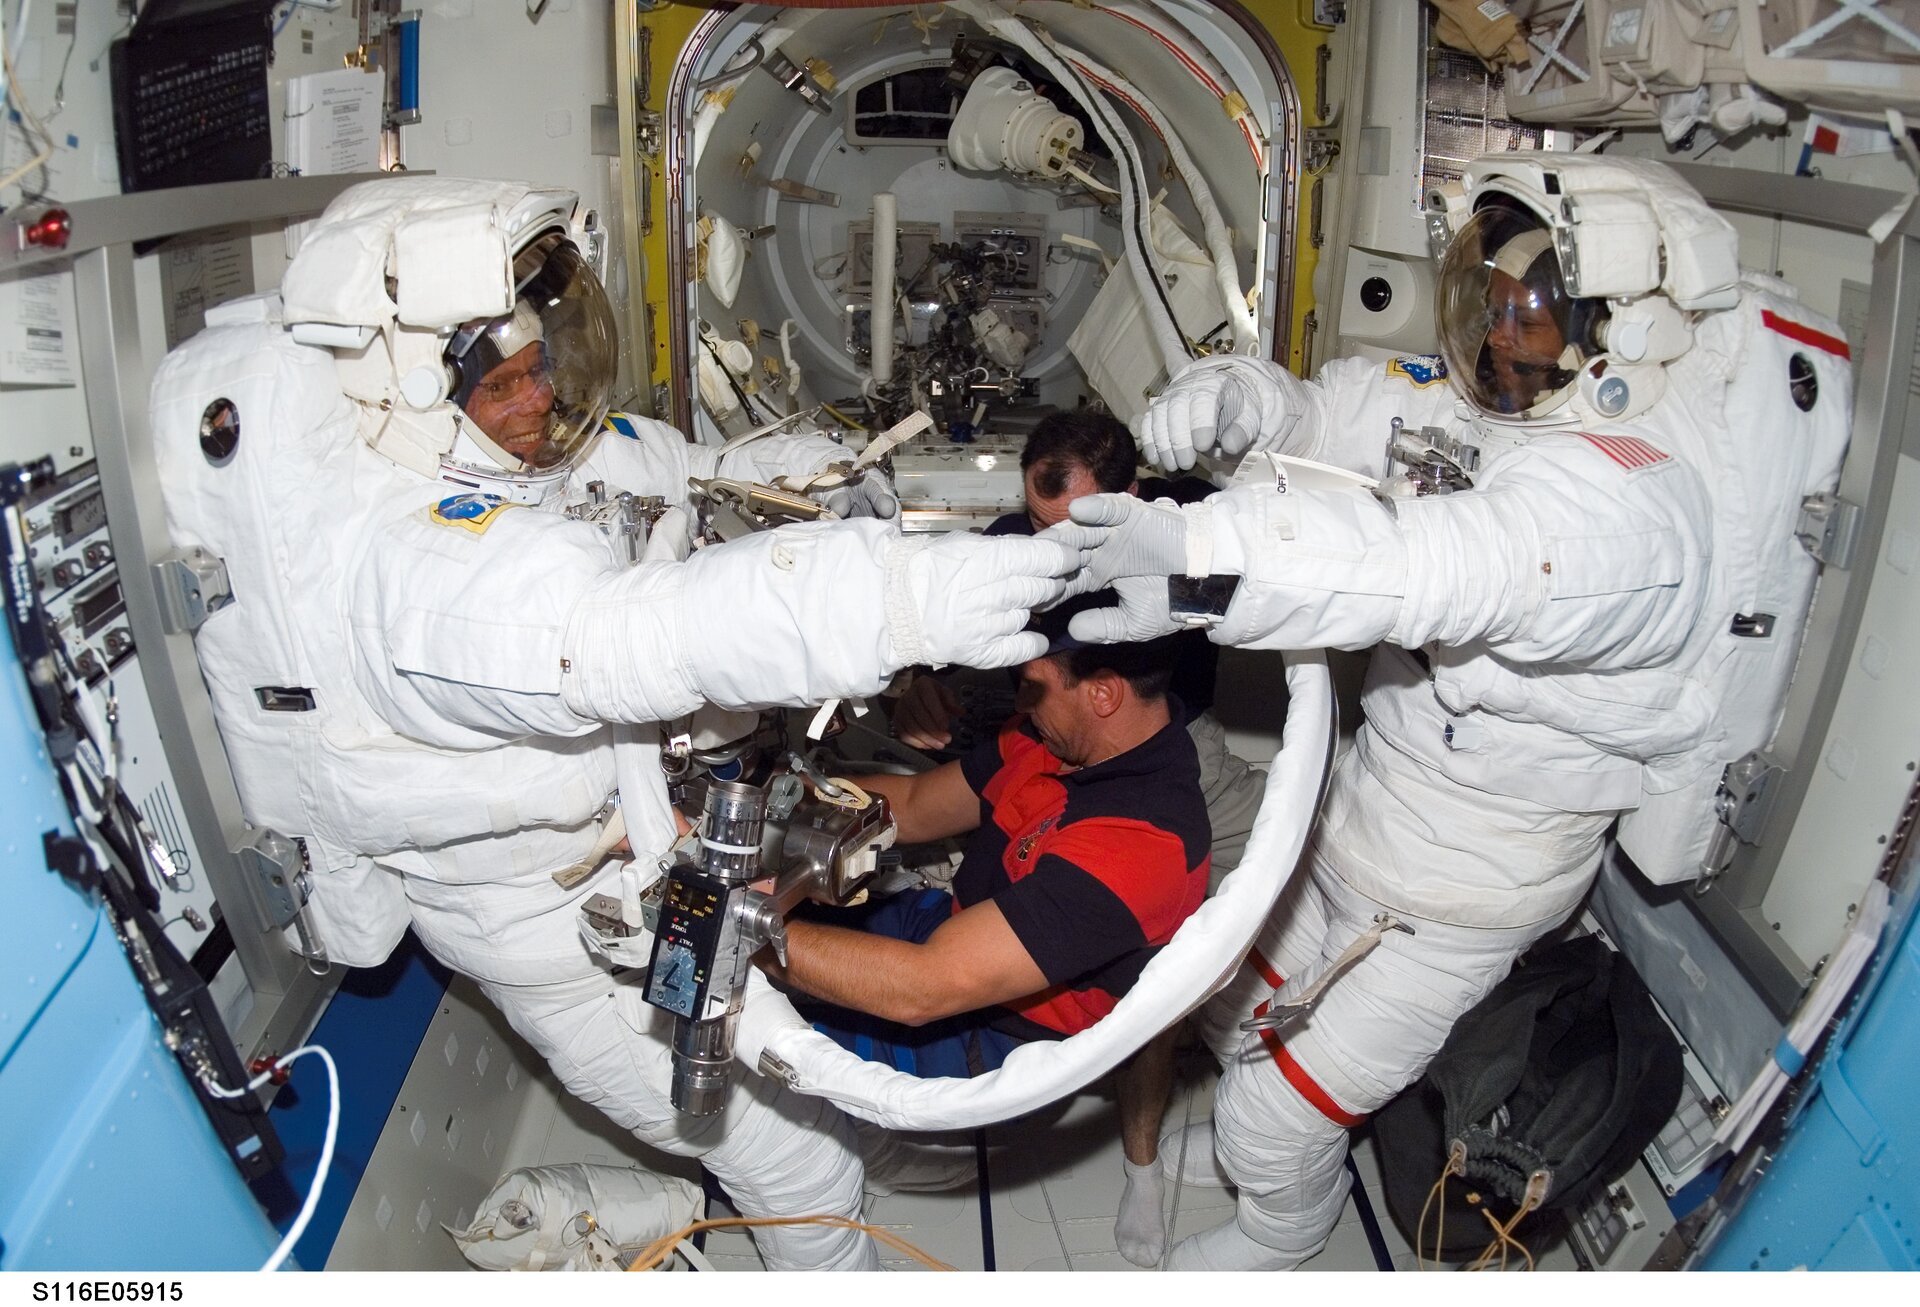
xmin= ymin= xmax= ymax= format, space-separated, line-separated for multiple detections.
xmin=869 ymin=191 xmax=898 ymax=385
xmin=205 ymin=1043 xmax=341 ymax=1272
xmin=754 ymin=650 xmax=1334 ymax=1130
xmin=1068 ymin=51 xmax=1258 ymax=353
xmin=1085 ymin=0 xmax=1266 ymax=166
xmin=778 ymin=318 xmax=802 ymax=413
xmin=953 ymin=0 xmax=1190 ymax=378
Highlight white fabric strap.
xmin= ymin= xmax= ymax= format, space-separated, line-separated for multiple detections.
xmin=1183 ymin=500 xmax=1215 ymax=577
xmin=1239 ymin=913 xmax=1414 ymax=1034
xmin=882 ymin=536 xmax=930 ymax=667
xmin=855 ymin=409 xmax=934 ymax=470
xmin=549 ymin=806 xmax=627 ymax=890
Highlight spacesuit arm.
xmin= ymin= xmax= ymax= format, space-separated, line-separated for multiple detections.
xmin=562 ymin=518 xmax=1071 ymax=721
xmin=1136 ymin=355 xmax=1447 ymax=478
xmin=355 ymin=505 xmax=1069 ymax=744
xmin=1206 ymin=432 xmax=1713 ymax=668
xmin=697 ymin=427 xmax=848 ymax=486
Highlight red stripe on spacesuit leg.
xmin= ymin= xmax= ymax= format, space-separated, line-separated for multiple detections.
xmin=1248 ymin=948 xmax=1285 ymax=990
xmin=1762 ymin=309 xmax=1851 ymax=359
xmin=1256 ymin=1027 xmax=1369 ymax=1128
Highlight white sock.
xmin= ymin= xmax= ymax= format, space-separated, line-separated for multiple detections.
xmin=1167 ymin=1219 xmax=1307 ymax=1272
xmin=1160 ymin=1121 xmax=1234 ymax=1188
xmin=1116 ymin=1157 xmax=1167 ymax=1268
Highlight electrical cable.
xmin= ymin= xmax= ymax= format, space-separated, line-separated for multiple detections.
xmin=698 ymin=331 xmax=782 ymax=426
xmin=0 ymin=40 xmax=55 ymax=195
xmin=1416 ymin=1142 xmax=1466 ymax=1270
xmin=695 ymin=36 xmax=764 ymax=92
xmin=820 ymin=401 xmax=868 ymax=431
xmin=1062 ymin=49 xmax=1258 ymax=352
xmin=0 ymin=0 xmax=31 ymax=109
xmin=204 ymin=1045 xmax=341 ymax=1273
xmin=1074 ymin=1 xmax=1264 ymax=166
xmin=1043 ymin=51 xmax=1189 ymax=367
xmin=625 ymin=1213 xmax=953 ymax=1272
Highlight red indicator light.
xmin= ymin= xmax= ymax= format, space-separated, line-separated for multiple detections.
xmin=22 ymin=208 xmax=72 ymax=250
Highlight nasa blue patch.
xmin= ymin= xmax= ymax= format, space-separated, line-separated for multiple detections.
xmin=430 ymin=492 xmax=515 ymax=534
xmin=1387 ymin=355 xmax=1449 ymax=388
xmin=603 ymin=411 xmax=642 ymax=440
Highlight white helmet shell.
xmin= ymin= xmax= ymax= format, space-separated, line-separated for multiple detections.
xmin=282 ymin=177 xmax=617 ymax=502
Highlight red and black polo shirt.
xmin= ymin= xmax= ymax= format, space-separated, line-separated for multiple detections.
xmin=956 ymin=706 xmax=1212 ymax=1041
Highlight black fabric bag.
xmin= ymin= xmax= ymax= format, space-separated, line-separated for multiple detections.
xmin=1372 ymin=934 xmax=1684 ymax=1262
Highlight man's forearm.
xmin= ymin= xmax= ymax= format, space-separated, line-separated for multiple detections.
xmin=770 ymin=919 xmax=947 ymax=1027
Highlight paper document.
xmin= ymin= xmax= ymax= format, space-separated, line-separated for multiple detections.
xmin=286 ymin=69 xmax=384 ymax=176
xmin=0 ymin=269 xmax=79 ymax=386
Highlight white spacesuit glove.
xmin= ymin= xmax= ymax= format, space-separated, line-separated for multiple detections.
xmin=815 ymin=468 xmax=901 ymax=521
xmin=1047 ymin=493 xmax=1201 ymax=595
xmin=899 ymin=532 xmax=1078 ymax=668
xmin=1132 ymin=355 xmax=1301 ymax=472
xmin=1065 ymin=576 xmax=1182 ymax=644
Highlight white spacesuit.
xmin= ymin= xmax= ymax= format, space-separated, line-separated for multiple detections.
xmin=1054 ymin=155 xmax=1853 ymax=1269
xmin=148 ymin=177 xmax=1074 ymax=1271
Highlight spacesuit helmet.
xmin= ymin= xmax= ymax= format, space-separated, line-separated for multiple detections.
xmin=440 ymin=229 xmax=617 ymax=482
xmin=1429 ymin=154 xmax=1741 ymax=426
xmin=1435 ymin=198 xmax=1604 ymax=421
xmin=281 ymin=178 xmax=618 ymax=502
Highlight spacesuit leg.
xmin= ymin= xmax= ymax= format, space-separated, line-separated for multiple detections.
xmin=1173 ymin=862 xmax=1561 ymax=1271
xmin=475 ymin=969 xmax=879 ymax=1271
xmin=1191 ymin=857 xmax=1332 ymax=1068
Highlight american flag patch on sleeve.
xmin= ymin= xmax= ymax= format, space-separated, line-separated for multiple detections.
xmin=1577 ymin=432 xmax=1670 ymax=470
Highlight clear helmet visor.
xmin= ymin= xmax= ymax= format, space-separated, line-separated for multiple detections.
xmin=1436 ymin=202 xmax=1600 ymax=420
xmin=446 ymin=231 xmax=617 ymax=475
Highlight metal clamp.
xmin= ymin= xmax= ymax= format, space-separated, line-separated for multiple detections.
xmin=234 ymin=828 xmax=308 ymax=929
xmin=1697 ymin=750 xmax=1785 ymax=890
xmin=1796 ymin=492 xmax=1863 ymax=569
xmin=1380 ymin=417 xmax=1478 ymax=497
xmin=762 ymin=47 xmax=833 ymax=116
xmin=153 ymin=548 xmax=232 ymax=634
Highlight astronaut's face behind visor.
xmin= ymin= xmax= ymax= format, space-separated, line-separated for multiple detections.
xmin=1438 ymin=199 xmax=1599 ymax=421
xmin=464 ymin=340 xmax=556 ymax=462
xmin=446 ymin=232 xmax=618 ymax=476
xmin=1480 ymin=268 xmax=1570 ymax=417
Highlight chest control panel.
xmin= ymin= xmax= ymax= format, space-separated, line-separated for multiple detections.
xmin=644 ymin=868 xmax=731 ymax=1019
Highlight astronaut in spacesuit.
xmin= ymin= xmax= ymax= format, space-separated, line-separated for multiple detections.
xmin=148 ymin=176 xmax=1075 ymax=1271
xmin=1049 ymin=154 xmax=1853 ymax=1270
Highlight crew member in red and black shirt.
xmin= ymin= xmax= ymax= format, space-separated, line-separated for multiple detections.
xmin=758 ymin=593 xmax=1210 ymax=1148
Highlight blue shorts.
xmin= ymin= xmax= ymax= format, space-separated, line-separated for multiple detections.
xmin=801 ymin=887 xmax=1027 ymax=1079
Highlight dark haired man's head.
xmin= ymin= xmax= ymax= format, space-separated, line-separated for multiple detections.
xmin=1021 ymin=411 xmax=1140 ymax=529
xmin=1016 ymin=591 xmax=1177 ymax=766
xmin=1053 ymin=638 xmax=1178 ymax=702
